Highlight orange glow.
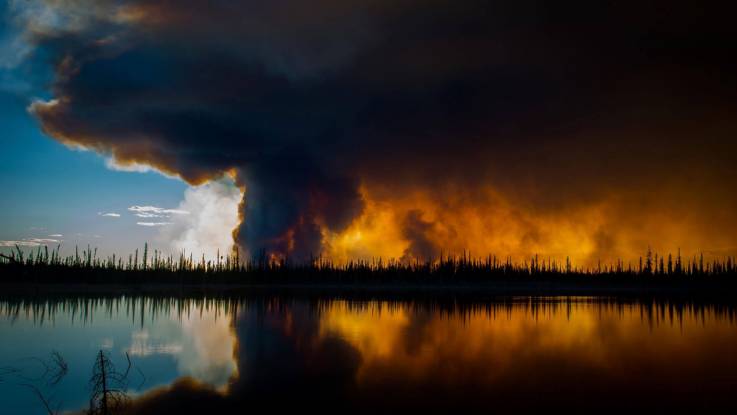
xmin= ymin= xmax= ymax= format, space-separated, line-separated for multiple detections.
xmin=317 ymin=300 xmax=737 ymax=387
xmin=321 ymin=185 xmax=617 ymax=266
xmin=319 ymin=183 xmax=737 ymax=267
xmin=321 ymin=187 xmax=410 ymax=263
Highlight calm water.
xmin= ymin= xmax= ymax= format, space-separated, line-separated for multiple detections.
xmin=1 ymin=295 xmax=737 ymax=413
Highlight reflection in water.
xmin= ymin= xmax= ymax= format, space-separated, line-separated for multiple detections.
xmin=125 ymin=307 xmax=237 ymax=388
xmin=0 ymin=297 xmax=239 ymax=413
xmin=319 ymin=300 xmax=737 ymax=411
xmin=177 ymin=310 xmax=238 ymax=388
xmin=2 ymin=295 xmax=737 ymax=412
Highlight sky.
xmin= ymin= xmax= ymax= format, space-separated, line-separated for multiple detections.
xmin=1 ymin=0 xmax=736 ymax=265
xmin=1 ymin=1 xmax=243 ymax=259
xmin=0 ymin=65 xmax=195 ymax=257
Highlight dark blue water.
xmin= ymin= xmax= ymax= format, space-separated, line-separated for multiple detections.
xmin=2 ymin=295 xmax=737 ymax=413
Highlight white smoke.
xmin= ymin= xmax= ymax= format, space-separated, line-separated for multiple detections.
xmin=159 ymin=179 xmax=242 ymax=261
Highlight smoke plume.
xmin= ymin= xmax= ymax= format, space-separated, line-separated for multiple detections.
xmin=12 ymin=0 xmax=737 ymax=263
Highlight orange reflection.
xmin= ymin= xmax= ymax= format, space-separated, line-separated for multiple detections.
xmin=113 ymin=298 xmax=737 ymax=412
xmin=318 ymin=299 xmax=737 ymax=389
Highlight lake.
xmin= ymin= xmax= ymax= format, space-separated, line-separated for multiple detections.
xmin=2 ymin=292 xmax=737 ymax=413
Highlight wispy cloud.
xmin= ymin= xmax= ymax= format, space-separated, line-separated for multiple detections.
xmin=70 ymin=233 xmax=103 ymax=239
xmin=98 ymin=212 xmax=121 ymax=217
xmin=128 ymin=205 xmax=189 ymax=218
xmin=136 ymin=222 xmax=173 ymax=227
xmin=132 ymin=212 xmax=163 ymax=218
xmin=127 ymin=330 xmax=183 ymax=356
xmin=0 ymin=238 xmax=61 ymax=247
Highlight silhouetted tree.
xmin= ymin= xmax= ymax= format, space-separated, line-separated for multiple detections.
xmin=88 ymin=351 xmax=131 ymax=415
xmin=645 ymin=247 xmax=653 ymax=275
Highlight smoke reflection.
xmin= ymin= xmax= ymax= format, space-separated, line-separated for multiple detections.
xmin=3 ymin=295 xmax=737 ymax=411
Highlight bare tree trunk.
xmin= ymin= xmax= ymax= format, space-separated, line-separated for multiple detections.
xmin=99 ymin=351 xmax=108 ymax=415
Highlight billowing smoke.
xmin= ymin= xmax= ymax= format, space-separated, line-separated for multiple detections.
xmin=12 ymin=0 xmax=737 ymax=263
xmin=159 ymin=179 xmax=242 ymax=261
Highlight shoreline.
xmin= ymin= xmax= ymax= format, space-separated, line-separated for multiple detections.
xmin=3 ymin=280 xmax=737 ymax=301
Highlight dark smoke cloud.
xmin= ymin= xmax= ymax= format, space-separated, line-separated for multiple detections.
xmin=25 ymin=0 xmax=737 ymax=259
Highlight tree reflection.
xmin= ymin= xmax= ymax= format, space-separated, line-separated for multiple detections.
xmin=3 ymin=294 xmax=737 ymax=412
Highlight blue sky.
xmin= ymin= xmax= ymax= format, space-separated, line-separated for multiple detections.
xmin=0 ymin=2 xmax=242 ymax=259
xmin=0 ymin=89 xmax=188 ymax=255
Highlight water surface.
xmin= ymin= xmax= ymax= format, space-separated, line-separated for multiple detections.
xmin=1 ymin=294 xmax=736 ymax=413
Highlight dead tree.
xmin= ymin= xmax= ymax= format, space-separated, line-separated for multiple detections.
xmin=1 ymin=351 xmax=68 ymax=415
xmin=88 ymin=350 xmax=131 ymax=415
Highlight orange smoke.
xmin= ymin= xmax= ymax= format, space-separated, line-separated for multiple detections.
xmin=319 ymin=183 xmax=737 ymax=267
xmin=321 ymin=185 xmax=606 ymax=265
